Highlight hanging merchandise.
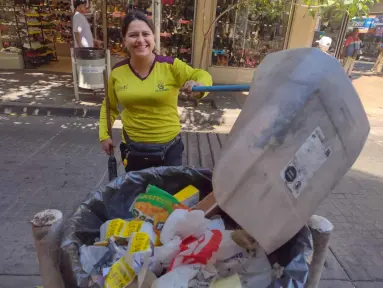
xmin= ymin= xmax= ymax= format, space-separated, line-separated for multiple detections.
xmin=212 ymin=0 xmax=292 ymax=68
xmin=106 ymin=0 xmax=195 ymax=64
xmin=107 ymin=0 xmax=153 ymax=58
xmin=0 ymin=3 xmax=24 ymax=51
xmin=160 ymin=0 xmax=195 ymax=64
xmin=51 ymin=1 xmax=72 ymax=45
xmin=0 ymin=1 xmax=25 ymax=69
xmin=12 ymin=0 xmax=58 ymax=67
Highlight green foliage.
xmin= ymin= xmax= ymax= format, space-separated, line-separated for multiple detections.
xmin=303 ymin=0 xmax=380 ymax=17
xmin=231 ymin=0 xmax=380 ymax=18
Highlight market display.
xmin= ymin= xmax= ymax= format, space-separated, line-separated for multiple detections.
xmin=106 ymin=0 xmax=195 ymax=64
xmin=107 ymin=0 xmax=153 ymax=58
xmin=0 ymin=1 xmax=26 ymax=67
xmin=52 ymin=0 xmax=72 ymax=44
xmin=14 ymin=1 xmax=58 ymax=66
xmin=212 ymin=0 xmax=291 ymax=68
xmin=160 ymin=0 xmax=195 ymax=64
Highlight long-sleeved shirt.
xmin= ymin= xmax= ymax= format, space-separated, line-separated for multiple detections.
xmin=99 ymin=55 xmax=213 ymax=144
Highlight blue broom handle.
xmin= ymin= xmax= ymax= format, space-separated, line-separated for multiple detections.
xmin=191 ymin=84 xmax=251 ymax=92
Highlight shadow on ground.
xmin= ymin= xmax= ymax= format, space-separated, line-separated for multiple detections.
xmin=0 ymin=71 xmax=243 ymax=131
xmin=0 ymin=70 xmax=103 ymax=108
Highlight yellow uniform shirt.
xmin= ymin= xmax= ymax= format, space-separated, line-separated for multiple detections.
xmin=99 ymin=55 xmax=213 ymax=144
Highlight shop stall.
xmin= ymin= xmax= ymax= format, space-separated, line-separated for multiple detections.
xmin=0 ymin=0 xmax=103 ymax=72
xmin=1 ymin=0 xmax=319 ymax=85
xmin=106 ymin=0 xmax=196 ymax=67
xmin=191 ymin=0 xmax=295 ymax=84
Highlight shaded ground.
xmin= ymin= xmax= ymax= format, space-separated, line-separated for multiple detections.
xmin=0 ymin=70 xmax=243 ymax=133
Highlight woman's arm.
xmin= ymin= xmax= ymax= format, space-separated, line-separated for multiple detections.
xmin=172 ymin=58 xmax=213 ymax=98
xmin=99 ymin=73 xmax=119 ymax=142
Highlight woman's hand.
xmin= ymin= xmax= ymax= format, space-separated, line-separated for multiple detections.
xmin=180 ymin=80 xmax=203 ymax=100
xmin=101 ymin=138 xmax=114 ymax=155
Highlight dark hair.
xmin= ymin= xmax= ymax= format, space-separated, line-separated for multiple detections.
xmin=74 ymin=0 xmax=86 ymax=9
xmin=353 ymin=28 xmax=360 ymax=33
xmin=121 ymin=10 xmax=155 ymax=38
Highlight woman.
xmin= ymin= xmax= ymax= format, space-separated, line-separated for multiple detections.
xmin=99 ymin=11 xmax=213 ymax=172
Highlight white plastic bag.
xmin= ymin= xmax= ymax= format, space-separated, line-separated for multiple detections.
xmin=79 ymin=245 xmax=109 ymax=274
xmin=150 ymin=237 xmax=182 ymax=276
xmin=160 ymin=209 xmax=209 ymax=244
xmin=151 ymin=264 xmax=204 ymax=288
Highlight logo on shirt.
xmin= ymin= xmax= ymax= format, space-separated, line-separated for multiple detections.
xmin=116 ymin=85 xmax=128 ymax=92
xmin=155 ymin=81 xmax=169 ymax=92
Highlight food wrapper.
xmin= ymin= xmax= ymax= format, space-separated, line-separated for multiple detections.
xmin=104 ymin=232 xmax=154 ymax=288
xmin=100 ymin=219 xmax=144 ymax=241
xmin=130 ymin=185 xmax=189 ymax=239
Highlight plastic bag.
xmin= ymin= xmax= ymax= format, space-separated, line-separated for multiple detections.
xmin=60 ymin=166 xmax=313 ymax=288
xmin=79 ymin=246 xmax=109 ymax=274
xmin=60 ymin=167 xmax=213 ymax=288
xmin=168 ymin=229 xmax=223 ymax=271
xmin=160 ymin=209 xmax=209 ymax=245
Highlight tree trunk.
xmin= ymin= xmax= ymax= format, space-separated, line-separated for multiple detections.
xmin=372 ymin=49 xmax=383 ymax=73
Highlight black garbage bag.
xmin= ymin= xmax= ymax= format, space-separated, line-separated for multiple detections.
xmin=60 ymin=166 xmax=213 ymax=288
xmin=60 ymin=166 xmax=312 ymax=288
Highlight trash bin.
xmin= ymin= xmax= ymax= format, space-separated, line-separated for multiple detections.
xmin=60 ymin=166 xmax=313 ymax=288
xmin=75 ymin=48 xmax=106 ymax=90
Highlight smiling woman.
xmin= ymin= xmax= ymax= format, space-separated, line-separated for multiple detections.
xmin=99 ymin=10 xmax=212 ymax=173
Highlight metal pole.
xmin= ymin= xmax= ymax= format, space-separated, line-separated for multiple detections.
xmin=283 ymin=0 xmax=296 ymax=50
xmin=241 ymin=5 xmax=249 ymax=58
xmin=70 ymin=48 xmax=80 ymax=101
xmin=154 ymin=0 xmax=161 ymax=51
xmin=305 ymin=215 xmax=334 ymax=288
xmin=102 ymin=0 xmax=107 ymax=46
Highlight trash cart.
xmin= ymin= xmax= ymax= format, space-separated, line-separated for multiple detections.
xmin=32 ymin=166 xmax=333 ymax=288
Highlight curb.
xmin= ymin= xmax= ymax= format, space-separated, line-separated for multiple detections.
xmin=0 ymin=98 xmax=219 ymax=120
xmin=0 ymin=102 xmax=100 ymax=119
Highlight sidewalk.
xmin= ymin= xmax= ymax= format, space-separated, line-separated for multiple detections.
xmin=0 ymin=69 xmax=243 ymax=134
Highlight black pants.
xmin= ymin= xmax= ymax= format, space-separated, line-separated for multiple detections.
xmin=120 ymin=138 xmax=184 ymax=173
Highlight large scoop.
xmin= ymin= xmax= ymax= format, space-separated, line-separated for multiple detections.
xmin=212 ymin=48 xmax=370 ymax=254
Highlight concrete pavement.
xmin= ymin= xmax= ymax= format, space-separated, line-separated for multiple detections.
xmin=0 ymin=115 xmax=112 ymax=287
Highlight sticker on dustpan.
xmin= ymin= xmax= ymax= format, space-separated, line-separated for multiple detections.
xmin=281 ymin=127 xmax=331 ymax=198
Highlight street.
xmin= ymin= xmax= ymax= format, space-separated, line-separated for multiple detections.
xmin=0 ymin=73 xmax=383 ymax=287
xmin=0 ymin=115 xmax=109 ymax=287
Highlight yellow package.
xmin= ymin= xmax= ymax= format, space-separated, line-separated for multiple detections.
xmin=128 ymin=232 xmax=152 ymax=254
xmin=174 ymin=185 xmax=200 ymax=208
xmin=131 ymin=185 xmax=188 ymax=238
xmin=100 ymin=219 xmax=144 ymax=241
xmin=104 ymin=254 xmax=135 ymax=288
xmin=104 ymin=232 xmax=153 ymax=288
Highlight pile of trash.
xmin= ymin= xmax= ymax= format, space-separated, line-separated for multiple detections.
xmin=60 ymin=167 xmax=312 ymax=288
